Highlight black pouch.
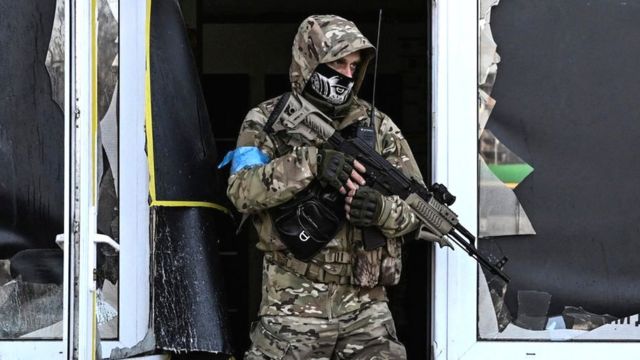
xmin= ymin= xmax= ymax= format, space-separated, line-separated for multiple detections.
xmin=271 ymin=182 xmax=344 ymax=261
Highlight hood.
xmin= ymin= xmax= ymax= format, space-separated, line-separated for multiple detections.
xmin=289 ymin=15 xmax=375 ymax=97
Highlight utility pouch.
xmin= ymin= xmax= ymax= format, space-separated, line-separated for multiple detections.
xmin=271 ymin=182 xmax=345 ymax=261
xmin=363 ymin=227 xmax=386 ymax=251
xmin=352 ymin=237 xmax=402 ymax=287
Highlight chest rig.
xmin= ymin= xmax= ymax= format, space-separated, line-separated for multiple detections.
xmin=267 ymin=115 xmax=377 ymax=261
xmin=263 ymin=101 xmax=403 ymax=288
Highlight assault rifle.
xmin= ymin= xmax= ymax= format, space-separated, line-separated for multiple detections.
xmin=264 ymin=92 xmax=510 ymax=283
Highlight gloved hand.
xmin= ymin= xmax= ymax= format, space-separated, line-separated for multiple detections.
xmin=346 ymin=186 xmax=385 ymax=227
xmin=316 ymin=148 xmax=366 ymax=194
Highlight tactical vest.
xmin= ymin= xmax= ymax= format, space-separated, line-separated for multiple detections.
xmin=262 ymin=104 xmax=403 ymax=288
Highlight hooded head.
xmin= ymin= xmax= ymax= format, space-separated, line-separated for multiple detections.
xmin=290 ymin=15 xmax=375 ymax=112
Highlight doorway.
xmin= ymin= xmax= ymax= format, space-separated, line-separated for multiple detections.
xmin=181 ymin=1 xmax=433 ymax=358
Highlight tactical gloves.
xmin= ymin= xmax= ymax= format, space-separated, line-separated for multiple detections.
xmin=347 ymin=186 xmax=385 ymax=227
xmin=316 ymin=148 xmax=357 ymax=193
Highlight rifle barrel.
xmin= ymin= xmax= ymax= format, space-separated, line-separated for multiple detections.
xmin=448 ymin=232 xmax=510 ymax=283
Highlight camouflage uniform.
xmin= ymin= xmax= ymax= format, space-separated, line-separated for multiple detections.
xmin=227 ymin=15 xmax=425 ymax=360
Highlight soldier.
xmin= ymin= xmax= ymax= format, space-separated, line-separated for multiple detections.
xmin=225 ymin=15 xmax=426 ymax=359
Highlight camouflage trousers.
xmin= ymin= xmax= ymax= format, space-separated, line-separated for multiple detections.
xmin=244 ymin=301 xmax=406 ymax=360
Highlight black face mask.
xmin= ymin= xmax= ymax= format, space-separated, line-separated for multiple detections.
xmin=303 ymin=63 xmax=355 ymax=106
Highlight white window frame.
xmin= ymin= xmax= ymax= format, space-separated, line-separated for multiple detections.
xmin=433 ymin=1 xmax=640 ymax=359
xmin=0 ymin=0 xmax=72 ymax=357
xmin=2 ymin=1 xmax=151 ymax=358
xmin=75 ymin=0 xmax=150 ymax=357
xmin=98 ymin=0 xmax=151 ymax=356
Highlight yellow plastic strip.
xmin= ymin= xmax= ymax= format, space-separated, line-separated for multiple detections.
xmin=145 ymin=0 xmax=157 ymax=201
xmin=151 ymin=200 xmax=229 ymax=214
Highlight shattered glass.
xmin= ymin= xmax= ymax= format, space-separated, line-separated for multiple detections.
xmin=479 ymin=130 xmax=533 ymax=190
xmin=0 ymin=281 xmax=63 ymax=338
xmin=477 ymin=272 xmax=630 ymax=340
xmin=479 ymin=156 xmax=535 ymax=236
xmin=514 ymin=290 xmax=552 ymax=330
xmin=45 ymin=0 xmax=65 ymax=111
xmin=1 ymin=0 xmax=121 ymax=342
xmin=478 ymin=25 xmax=499 ymax=87
xmin=562 ymin=306 xmax=616 ymax=331
xmin=478 ymin=268 xmax=512 ymax=337
xmin=96 ymin=0 xmax=120 ymax=340
xmin=573 ymin=314 xmax=640 ymax=340
xmin=479 ymin=0 xmax=500 ymax=22
xmin=0 ymin=0 xmax=66 ymax=340
xmin=478 ymin=89 xmax=495 ymax=135
xmin=477 ymin=0 xmax=640 ymax=341
xmin=478 ymin=0 xmax=535 ymax=239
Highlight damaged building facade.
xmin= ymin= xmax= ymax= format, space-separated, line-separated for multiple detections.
xmin=439 ymin=0 xmax=640 ymax=358
xmin=1 ymin=0 xmax=640 ymax=359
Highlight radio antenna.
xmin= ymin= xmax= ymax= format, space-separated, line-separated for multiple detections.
xmin=370 ymin=9 xmax=382 ymax=123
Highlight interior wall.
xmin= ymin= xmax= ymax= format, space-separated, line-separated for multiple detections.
xmin=200 ymin=22 xmax=430 ymax=170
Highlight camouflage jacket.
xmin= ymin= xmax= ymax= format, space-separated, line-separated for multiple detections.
xmin=226 ymin=15 xmax=425 ymax=317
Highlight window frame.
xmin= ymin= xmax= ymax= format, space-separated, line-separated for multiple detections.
xmin=0 ymin=0 xmax=71 ymax=356
xmin=433 ymin=1 xmax=640 ymax=359
xmin=98 ymin=0 xmax=151 ymax=356
xmin=0 ymin=1 xmax=150 ymax=358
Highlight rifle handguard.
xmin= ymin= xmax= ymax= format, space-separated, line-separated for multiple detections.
xmin=405 ymin=193 xmax=456 ymax=248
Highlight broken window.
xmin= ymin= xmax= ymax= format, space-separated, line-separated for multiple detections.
xmin=0 ymin=0 xmax=65 ymax=339
xmin=478 ymin=0 xmax=640 ymax=341
xmin=96 ymin=0 xmax=120 ymax=340
xmin=0 ymin=0 xmax=120 ymax=341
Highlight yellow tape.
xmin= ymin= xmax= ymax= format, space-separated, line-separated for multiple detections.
xmin=145 ymin=0 xmax=157 ymax=201
xmin=151 ymin=200 xmax=229 ymax=214
xmin=144 ymin=0 xmax=226 ymax=216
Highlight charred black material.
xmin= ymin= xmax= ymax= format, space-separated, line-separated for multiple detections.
xmin=150 ymin=0 xmax=232 ymax=355
xmin=150 ymin=0 xmax=220 ymax=203
xmin=10 ymin=249 xmax=63 ymax=285
xmin=153 ymin=207 xmax=232 ymax=354
xmin=0 ymin=0 xmax=62 ymax=260
xmin=486 ymin=0 xmax=640 ymax=318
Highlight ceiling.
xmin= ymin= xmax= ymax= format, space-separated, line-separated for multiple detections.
xmin=199 ymin=0 xmax=429 ymax=23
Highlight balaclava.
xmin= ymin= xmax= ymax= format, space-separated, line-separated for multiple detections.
xmin=289 ymin=15 xmax=375 ymax=117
